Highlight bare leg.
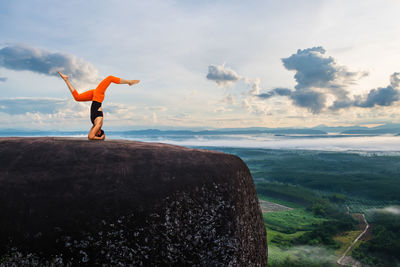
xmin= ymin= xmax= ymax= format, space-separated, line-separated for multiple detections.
xmin=58 ymin=70 xmax=76 ymax=94
xmin=119 ymin=78 xmax=140 ymax=86
xmin=58 ymin=70 xmax=94 ymax=101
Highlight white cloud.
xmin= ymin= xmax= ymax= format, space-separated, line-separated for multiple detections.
xmin=241 ymin=99 xmax=251 ymax=112
xmin=222 ymin=94 xmax=235 ymax=105
xmin=249 ymin=78 xmax=261 ymax=95
xmin=206 ymin=64 xmax=241 ymax=87
xmin=0 ymin=45 xmax=101 ymax=87
xmin=214 ymin=106 xmax=232 ymax=113
xmin=145 ymin=106 xmax=168 ymax=112
xmin=152 ymin=112 xmax=157 ymax=123
xmin=0 ymin=97 xmax=153 ymax=129
xmin=373 ymin=206 xmax=400 ymax=215
xmin=269 ymin=245 xmax=337 ymax=265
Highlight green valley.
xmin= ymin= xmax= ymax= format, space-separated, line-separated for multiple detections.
xmin=203 ymin=147 xmax=400 ymax=267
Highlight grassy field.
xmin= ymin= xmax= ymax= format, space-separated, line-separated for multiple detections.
xmin=263 ymin=207 xmax=326 ymax=234
xmin=333 ymin=230 xmax=362 ymax=256
xmin=267 ymin=245 xmax=337 ymax=267
xmin=258 ymin=194 xmax=303 ymax=209
xmin=263 ymin=205 xmax=338 ymax=266
xmin=267 ymin=228 xmax=306 ymax=244
xmin=262 ymin=195 xmax=364 ymax=266
xmin=259 ymin=200 xmax=292 ymax=213
xmin=258 ymin=195 xmax=333 ymax=265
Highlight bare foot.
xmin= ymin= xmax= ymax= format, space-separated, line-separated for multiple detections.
xmin=128 ymin=80 xmax=140 ymax=86
xmin=57 ymin=70 xmax=69 ymax=81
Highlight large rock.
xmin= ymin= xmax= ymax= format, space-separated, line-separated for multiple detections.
xmin=0 ymin=137 xmax=267 ymax=266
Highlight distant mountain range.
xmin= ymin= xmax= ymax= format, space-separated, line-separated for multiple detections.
xmin=117 ymin=128 xmax=326 ymax=135
xmin=1 ymin=123 xmax=400 ymax=136
xmin=313 ymin=123 xmax=400 ymax=134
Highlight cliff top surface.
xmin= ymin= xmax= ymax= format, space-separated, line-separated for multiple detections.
xmin=0 ymin=137 xmax=247 ymax=194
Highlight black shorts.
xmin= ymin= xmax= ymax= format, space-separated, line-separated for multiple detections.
xmin=90 ymin=101 xmax=103 ymax=124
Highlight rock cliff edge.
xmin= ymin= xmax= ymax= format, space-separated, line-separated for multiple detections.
xmin=0 ymin=137 xmax=267 ymax=266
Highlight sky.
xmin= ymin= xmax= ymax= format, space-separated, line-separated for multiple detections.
xmin=1 ymin=0 xmax=400 ymax=130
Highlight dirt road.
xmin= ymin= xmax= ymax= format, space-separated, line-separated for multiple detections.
xmin=337 ymin=211 xmax=369 ymax=266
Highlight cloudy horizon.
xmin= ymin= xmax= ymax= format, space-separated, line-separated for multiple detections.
xmin=1 ymin=0 xmax=400 ymax=130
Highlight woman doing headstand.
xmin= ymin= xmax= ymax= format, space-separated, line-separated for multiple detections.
xmin=58 ymin=70 xmax=139 ymax=140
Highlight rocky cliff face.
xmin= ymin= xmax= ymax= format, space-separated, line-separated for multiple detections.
xmin=0 ymin=137 xmax=267 ymax=266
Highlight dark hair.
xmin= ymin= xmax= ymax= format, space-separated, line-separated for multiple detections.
xmin=96 ymin=129 xmax=104 ymax=137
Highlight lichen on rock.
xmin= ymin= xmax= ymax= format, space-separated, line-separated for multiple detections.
xmin=0 ymin=137 xmax=267 ymax=266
